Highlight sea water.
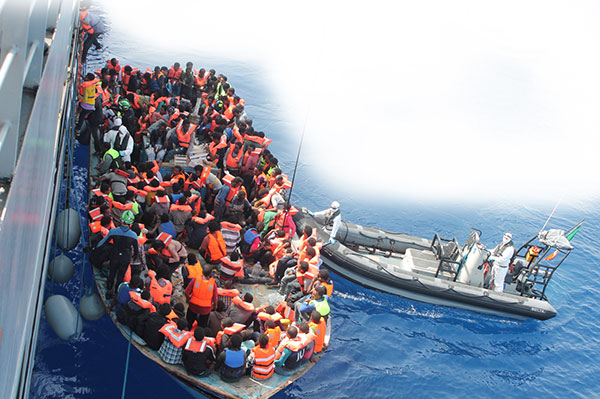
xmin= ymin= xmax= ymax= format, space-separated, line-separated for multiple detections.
xmin=29 ymin=7 xmax=600 ymax=399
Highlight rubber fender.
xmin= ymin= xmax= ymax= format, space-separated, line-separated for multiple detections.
xmin=47 ymin=254 xmax=74 ymax=283
xmin=44 ymin=295 xmax=83 ymax=341
xmin=79 ymin=290 xmax=105 ymax=321
xmin=56 ymin=208 xmax=81 ymax=251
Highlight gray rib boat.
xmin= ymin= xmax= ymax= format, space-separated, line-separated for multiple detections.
xmin=294 ymin=212 xmax=582 ymax=320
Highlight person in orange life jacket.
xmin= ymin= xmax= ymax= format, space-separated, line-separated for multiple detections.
xmin=165 ymin=302 xmax=186 ymax=321
xmin=298 ymin=323 xmax=315 ymax=361
xmin=89 ymin=214 xmax=112 ymax=249
xmin=110 ymin=190 xmax=138 ymax=226
xmin=187 ymin=210 xmax=213 ymax=250
xmin=158 ymin=318 xmax=191 ymax=365
xmin=140 ymin=302 xmax=171 ymax=350
xmin=273 ymin=326 xmax=307 ymax=374
xmin=182 ymin=327 xmax=216 ymax=377
xmin=148 ymin=264 xmax=173 ymax=306
xmin=268 ymin=202 xmax=296 ymax=238
xmin=215 ymin=333 xmax=247 ymax=382
xmin=200 ymin=220 xmax=227 ymax=264
xmin=181 ymin=253 xmax=202 ymax=288
xmin=207 ymin=300 xmax=228 ymax=338
xmin=115 ymin=275 xmax=143 ymax=313
xmin=166 ymin=62 xmax=182 ymax=96
xmin=185 ymin=263 xmax=218 ymax=329
xmin=279 ymin=260 xmax=311 ymax=299
xmin=309 ymin=311 xmax=327 ymax=353
xmin=270 ymin=246 xmax=299 ymax=283
xmin=146 ymin=189 xmax=170 ymax=218
xmin=80 ymin=5 xmax=104 ymax=62
xmin=97 ymin=211 xmax=139 ymax=295
xmin=226 ymin=292 xmax=256 ymax=326
xmin=169 ymin=197 xmax=192 ymax=236
xmin=89 ymin=210 xmax=115 ymax=267
xmin=223 ymin=141 xmax=244 ymax=175
xmin=249 ymin=333 xmax=275 ymax=380
xmin=163 ymin=120 xmax=192 ymax=162
xmin=214 ymin=176 xmax=244 ymax=222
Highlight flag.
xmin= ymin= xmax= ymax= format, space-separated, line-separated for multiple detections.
xmin=544 ymin=220 xmax=583 ymax=261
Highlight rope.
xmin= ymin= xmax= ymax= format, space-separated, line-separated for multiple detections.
xmin=121 ymin=327 xmax=133 ymax=399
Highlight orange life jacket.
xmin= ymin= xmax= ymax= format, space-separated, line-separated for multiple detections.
xmin=206 ymin=231 xmax=226 ymax=262
xmin=89 ymin=221 xmax=109 ymax=237
xmin=231 ymin=295 xmax=255 ymax=312
xmin=80 ymin=10 xmax=94 ymax=34
xmin=167 ymin=66 xmax=183 ymax=83
xmin=88 ymin=207 xmax=103 ymax=222
xmin=185 ymin=261 xmax=203 ymax=281
xmin=225 ymin=143 xmax=244 ymax=169
xmin=175 ymin=120 xmax=197 ymax=148
xmin=257 ymin=312 xmax=283 ymax=323
xmin=309 ymin=318 xmax=327 ymax=353
xmin=159 ymin=323 xmax=192 ymax=348
xmin=265 ymin=326 xmax=282 ymax=350
xmin=112 ymin=201 xmax=134 ymax=211
xmin=216 ymin=323 xmax=246 ymax=348
xmin=149 ymin=270 xmax=172 ymax=304
xmin=251 ymin=346 xmax=275 ymax=379
xmin=276 ymin=301 xmax=294 ymax=321
xmin=170 ymin=204 xmax=192 ymax=213
xmin=130 ymin=291 xmax=156 ymax=313
xmin=184 ymin=336 xmax=209 ymax=353
xmin=190 ymin=276 xmax=216 ymax=308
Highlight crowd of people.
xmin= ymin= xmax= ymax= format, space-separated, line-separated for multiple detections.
xmin=81 ymin=53 xmax=334 ymax=383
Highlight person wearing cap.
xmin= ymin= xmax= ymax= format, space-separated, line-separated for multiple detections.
xmin=306 ymin=201 xmax=341 ymax=245
xmin=487 ymin=232 xmax=515 ymax=292
xmin=96 ymin=210 xmax=139 ymax=295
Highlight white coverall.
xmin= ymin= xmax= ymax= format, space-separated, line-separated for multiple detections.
xmin=488 ymin=243 xmax=514 ymax=292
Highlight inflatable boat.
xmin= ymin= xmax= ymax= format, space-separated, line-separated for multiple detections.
xmin=294 ymin=211 xmax=582 ymax=320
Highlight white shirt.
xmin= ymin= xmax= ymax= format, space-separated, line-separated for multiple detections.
xmin=105 ymin=126 xmax=133 ymax=162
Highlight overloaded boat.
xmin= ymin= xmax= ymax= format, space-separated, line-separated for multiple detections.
xmin=294 ymin=211 xmax=583 ymax=320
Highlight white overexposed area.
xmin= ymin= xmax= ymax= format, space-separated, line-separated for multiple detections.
xmin=102 ymin=0 xmax=600 ymax=204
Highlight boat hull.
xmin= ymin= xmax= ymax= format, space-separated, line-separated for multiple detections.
xmin=294 ymin=213 xmax=557 ymax=321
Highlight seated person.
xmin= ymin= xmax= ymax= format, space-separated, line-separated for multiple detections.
xmin=227 ymin=292 xmax=256 ymax=326
xmin=158 ymin=318 xmax=192 ymax=365
xmin=249 ymin=333 xmax=275 ymax=380
xmin=274 ymin=326 xmax=309 ymax=375
xmin=182 ymin=328 xmax=216 ymax=377
xmin=142 ymin=303 xmax=171 ymax=350
xmin=215 ymin=333 xmax=247 ymax=382
xmin=309 ymin=311 xmax=327 ymax=354
xmin=298 ymin=286 xmax=330 ymax=321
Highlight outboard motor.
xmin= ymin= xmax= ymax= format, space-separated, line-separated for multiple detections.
xmin=457 ymin=231 xmax=486 ymax=287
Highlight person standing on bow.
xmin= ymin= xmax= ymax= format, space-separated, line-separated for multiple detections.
xmin=305 ymin=201 xmax=341 ymax=245
xmin=488 ymin=232 xmax=515 ymax=293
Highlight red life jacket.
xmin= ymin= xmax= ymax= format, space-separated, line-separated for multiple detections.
xmin=169 ymin=204 xmax=192 ymax=213
xmin=157 ymin=232 xmax=173 ymax=246
xmin=129 ymin=291 xmax=156 ymax=313
xmin=106 ymin=60 xmax=121 ymax=74
xmin=184 ymin=337 xmax=208 ymax=353
xmin=88 ymin=207 xmax=103 ymax=222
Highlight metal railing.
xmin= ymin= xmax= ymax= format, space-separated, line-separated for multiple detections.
xmin=0 ymin=0 xmax=79 ymax=398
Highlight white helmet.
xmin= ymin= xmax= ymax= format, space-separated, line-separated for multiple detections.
xmin=503 ymin=232 xmax=512 ymax=240
xmin=331 ymin=201 xmax=340 ymax=209
xmin=114 ymin=118 xmax=122 ymax=127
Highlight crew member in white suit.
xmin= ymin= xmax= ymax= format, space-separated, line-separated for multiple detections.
xmin=488 ymin=232 xmax=515 ymax=292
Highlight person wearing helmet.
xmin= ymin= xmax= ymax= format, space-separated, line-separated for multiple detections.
xmin=487 ymin=232 xmax=515 ymax=293
xmin=96 ymin=210 xmax=139 ymax=295
xmin=305 ymin=201 xmax=341 ymax=245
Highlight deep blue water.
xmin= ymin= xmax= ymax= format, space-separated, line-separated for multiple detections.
xmin=30 ymin=8 xmax=600 ymax=399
